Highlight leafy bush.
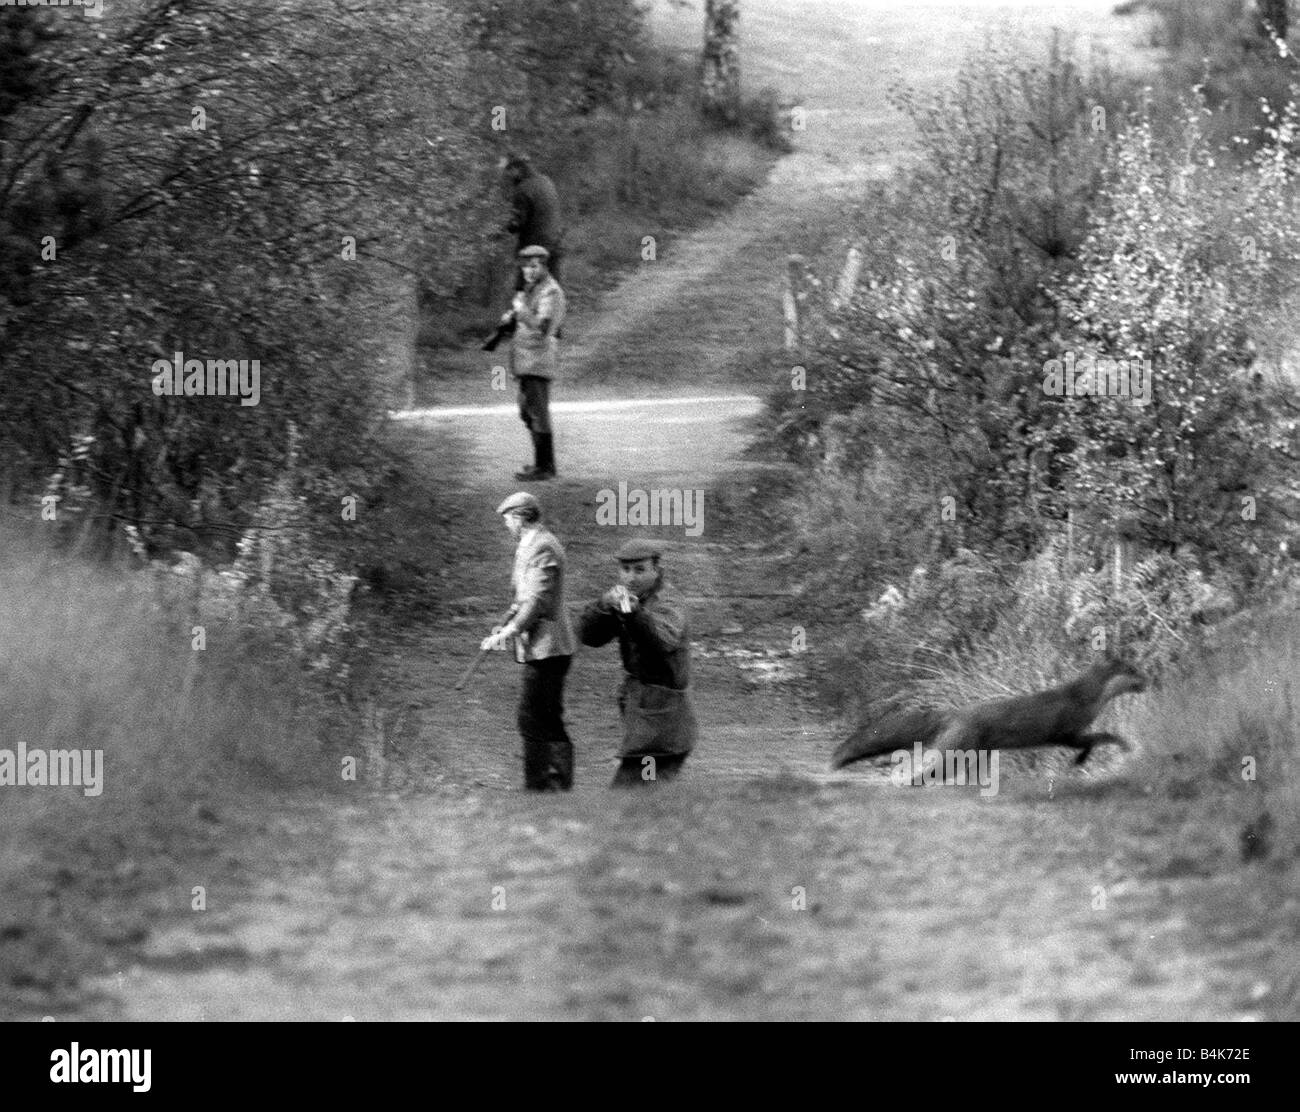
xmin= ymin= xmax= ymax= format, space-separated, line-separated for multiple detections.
xmin=765 ymin=36 xmax=1300 ymax=638
xmin=1049 ymin=94 xmax=1300 ymax=590
xmin=1145 ymin=0 xmax=1298 ymax=148
xmin=462 ymin=0 xmax=650 ymax=123
xmin=839 ymin=535 xmax=1227 ymax=718
xmin=769 ymin=36 xmax=1138 ymax=560
xmin=1 ymin=0 xmax=495 ymax=558
xmin=729 ymin=85 xmax=795 ymax=153
xmin=124 ymin=429 xmax=358 ymax=683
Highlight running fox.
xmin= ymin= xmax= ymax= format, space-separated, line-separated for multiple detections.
xmin=830 ymin=656 xmax=1146 ymax=770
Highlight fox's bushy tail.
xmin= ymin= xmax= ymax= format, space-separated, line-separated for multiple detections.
xmin=830 ymin=707 xmax=948 ymax=769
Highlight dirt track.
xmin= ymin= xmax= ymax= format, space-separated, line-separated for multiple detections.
xmin=59 ymin=1 xmax=1296 ymax=1022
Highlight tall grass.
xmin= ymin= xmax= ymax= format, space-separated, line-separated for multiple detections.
xmin=0 ymin=518 xmax=364 ymax=1014
xmin=1125 ymin=609 xmax=1300 ymax=823
xmin=0 ymin=521 xmax=338 ymax=855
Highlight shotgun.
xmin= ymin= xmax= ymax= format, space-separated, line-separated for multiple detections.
xmin=481 ymin=314 xmax=517 ymax=352
xmin=454 ymin=609 xmax=517 ymax=690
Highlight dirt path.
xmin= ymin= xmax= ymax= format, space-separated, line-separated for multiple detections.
xmin=63 ymin=1 xmax=1293 ymax=1022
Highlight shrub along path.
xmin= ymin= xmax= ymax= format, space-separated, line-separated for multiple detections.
xmin=51 ymin=0 xmax=1295 ymax=1022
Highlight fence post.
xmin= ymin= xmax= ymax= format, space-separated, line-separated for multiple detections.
xmin=782 ymin=254 xmax=804 ymax=352
xmin=830 ymin=242 xmax=863 ymax=311
xmin=1112 ymin=514 xmax=1138 ymax=593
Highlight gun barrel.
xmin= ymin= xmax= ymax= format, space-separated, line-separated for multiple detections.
xmin=455 ymin=609 xmax=517 ymax=689
xmin=453 ymin=648 xmax=490 ymax=690
xmin=481 ymin=316 xmax=517 ymax=352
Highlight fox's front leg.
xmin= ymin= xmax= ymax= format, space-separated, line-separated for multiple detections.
xmin=1070 ymin=731 xmax=1129 ymax=766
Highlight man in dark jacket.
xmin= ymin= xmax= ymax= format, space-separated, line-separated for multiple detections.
xmin=503 ymin=153 xmax=564 ymax=285
xmin=481 ymin=491 xmax=577 ymax=790
xmin=578 ymin=539 xmax=698 ymax=787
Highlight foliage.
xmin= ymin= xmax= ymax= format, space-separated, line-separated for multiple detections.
xmin=765 ymin=35 xmax=1300 ymax=655
xmin=124 ymin=428 xmax=358 ymax=682
xmin=861 ymin=550 xmax=1007 ymax=672
xmin=430 ymin=2 xmax=786 ymax=348
xmin=844 ymin=534 xmax=1230 ymax=722
xmin=1144 ymin=0 xmax=1300 ymax=150
xmin=774 ymin=36 xmax=1137 ymax=559
xmin=731 ymin=85 xmax=794 ymax=153
xmin=1 ymin=0 xmax=496 ymax=557
xmin=1050 ymin=93 xmax=1300 ymax=588
xmin=462 ymin=0 xmax=649 ymax=124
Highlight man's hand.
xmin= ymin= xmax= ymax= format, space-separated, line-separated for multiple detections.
xmin=511 ymin=293 xmax=528 ymax=315
xmin=480 ymin=624 xmax=516 ymax=652
xmin=602 ymin=586 xmax=637 ymax=614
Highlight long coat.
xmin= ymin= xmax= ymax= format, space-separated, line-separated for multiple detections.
xmin=507 ymin=171 xmax=564 ymax=253
xmin=509 ymin=273 xmax=566 ymax=381
xmin=578 ymin=578 xmax=698 ymax=756
xmin=508 ymin=526 xmax=576 ymax=662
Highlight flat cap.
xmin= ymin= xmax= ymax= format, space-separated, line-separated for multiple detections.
xmin=496 ymin=491 xmax=541 ymax=515
xmin=518 ymin=244 xmax=550 ymax=260
xmin=614 ymin=539 xmax=663 ymax=562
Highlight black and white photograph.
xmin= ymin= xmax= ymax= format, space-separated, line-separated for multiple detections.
xmin=0 ymin=0 xmax=1296 ymax=1057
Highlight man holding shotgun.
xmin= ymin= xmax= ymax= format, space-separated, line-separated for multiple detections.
xmin=483 ymin=245 xmax=565 ymax=481
xmin=578 ymin=539 xmax=698 ymax=787
xmin=479 ymin=492 xmax=577 ymax=791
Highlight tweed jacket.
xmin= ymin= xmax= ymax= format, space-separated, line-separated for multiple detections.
xmin=509 ymin=273 xmax=566 ymax=381
xmin=508 ymin=525 xmax=575 ymax=662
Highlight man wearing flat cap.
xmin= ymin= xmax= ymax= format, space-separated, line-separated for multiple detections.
xmin=481 ymin=491 xmax=577 ymax=790
xmin=578 ymin=539 xmax=699 ymax=787
xmin=499 ymin=245 xmax=566 ymax=482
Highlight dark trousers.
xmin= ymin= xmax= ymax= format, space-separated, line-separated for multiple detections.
xmin=519 ymin=655 xmax=573 ymax=790
xmin=517 ymin=375 xmax=552 ymax=435
xmin=611 ymin=753 xmax=688 ymax=787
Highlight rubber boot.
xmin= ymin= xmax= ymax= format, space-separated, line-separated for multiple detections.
xmin=549 ymin=739 xmax=574 ymax=790
xmin=537 ymin=433 xmax=556 ymax=479
xmin=515 ymin=432 xmax=543 ymax=481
